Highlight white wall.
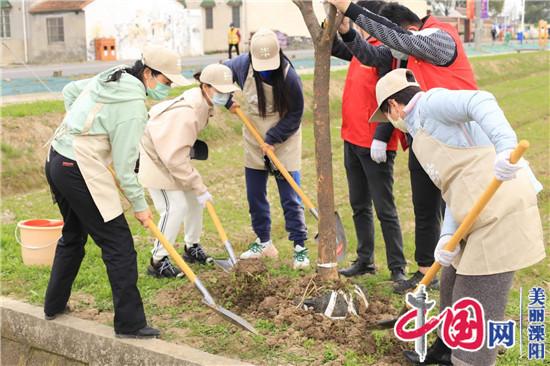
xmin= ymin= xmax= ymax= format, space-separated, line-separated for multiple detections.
xmin=188 ymin=0 xmax=428 ymax=53
xmin=84 ymin=0 xmax=203 ymax=61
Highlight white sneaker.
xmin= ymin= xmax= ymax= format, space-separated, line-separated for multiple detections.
xmin=240 ymin=238 xmax=279 ymax=260
xmin=293 ymin=245 xmax=310 ymax=270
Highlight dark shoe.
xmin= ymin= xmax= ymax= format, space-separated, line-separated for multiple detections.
xmin=403 ymin=337 xmax=452 ymax=365
xmin=393 ymin=270 xmax=440 ymax=294
xmin=338 ymin=260 xmax=376 ymax=277
xmin=147 ymin=257 xmax=183 ymax=278
xmin=391 ymin=268 xmax=407 ymax=283
xmin=44 ymin=305 xmax=70 ymax=320
xmin=183 ymin=243 xmax=213 ymax=265
xmin=116 ymin=326 xmax=160 ymax=339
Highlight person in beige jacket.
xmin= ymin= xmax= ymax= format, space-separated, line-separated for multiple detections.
xmin=139 ymin=64 xmax=239 ymax=277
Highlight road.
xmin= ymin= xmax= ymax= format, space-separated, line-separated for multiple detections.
xmin=1 ymin=49 xmax=315 ymax=80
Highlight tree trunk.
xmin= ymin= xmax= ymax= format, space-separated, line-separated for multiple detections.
xmin=312 ymin=41 xmax=338 ymax=280
xmin=292 ymin=0 xmax=340 ymax=280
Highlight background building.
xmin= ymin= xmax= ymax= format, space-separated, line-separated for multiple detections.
xmin=1 ymin=0 xmax=429 ymax=65
xmin=185 ymin=0 xmax=428 ymax=53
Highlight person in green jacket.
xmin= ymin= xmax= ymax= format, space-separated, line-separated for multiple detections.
xmin=43 ymin=46 xmax=188 ymax=339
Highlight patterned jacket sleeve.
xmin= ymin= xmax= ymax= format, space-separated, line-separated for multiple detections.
xmin=345 ymin=2 xmax=457 ymax=66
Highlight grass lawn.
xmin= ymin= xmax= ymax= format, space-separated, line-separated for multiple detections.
xmin=1 ymin=52 xmax=549 ymax=365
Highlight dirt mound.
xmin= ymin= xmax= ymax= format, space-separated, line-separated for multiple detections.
xmin=201 ymin=259 xmax=403 ymax=358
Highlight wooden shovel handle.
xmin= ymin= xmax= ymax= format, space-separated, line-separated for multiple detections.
xmin=107 ymin=165 xmax=198 ymax=283
xmin=234 ymin=107 xmax=317 ymax=211
xmin=147 ymin=221 xmax=197 ymax=283
xmin=419 ymin=140 xmax=530 ymax=287
xmin=205 ymin=201 xmax=228 ymax=243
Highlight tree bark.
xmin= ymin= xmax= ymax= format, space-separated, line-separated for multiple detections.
xmin=293 ymin=1 xmax=339 ymax=280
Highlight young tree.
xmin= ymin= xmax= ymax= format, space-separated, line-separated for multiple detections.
xmin=292 ymin=1 xmax=341 ymax=280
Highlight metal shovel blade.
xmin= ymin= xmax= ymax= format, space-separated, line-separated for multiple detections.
xmin=313 ymin=211 xmax=347 ymax=263
xmin=213 ymin=258 xmax=236 ymax=273
xmin=203 ymin=300 xmax=258 ymax=335
xmin=334 ymin=211 xmax=347 ymax=262
xmin=371 ymin=317 xmax=399 ymax=330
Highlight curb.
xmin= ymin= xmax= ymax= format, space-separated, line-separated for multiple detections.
xmin=1 ymin=297 xmax=254 ymax=366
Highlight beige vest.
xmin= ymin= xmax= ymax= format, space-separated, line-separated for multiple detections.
xmin=72 ymin=104 xmax=123 ymax=223
xmin=412 ymin=130 xmax=545 ymax=275
xmin=242 ymin=64 xmax=302 ymax=171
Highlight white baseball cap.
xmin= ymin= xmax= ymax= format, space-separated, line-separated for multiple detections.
xmin=199 ymin=64 xmax=239 ymax=93
xmin=142 ymin=46 xmax=191 ymax=87
xmin=250 ymin=28 xmax=281 ymax=72
xmin=369 ymin=68 xmax=420 ymax=123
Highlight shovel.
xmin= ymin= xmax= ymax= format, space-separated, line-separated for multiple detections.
xmin=205 ymin=201 xmax=239 ymax=272
xmin=108 ymin=166 xmax=258 ymax=334
xmin=147 ymin=222 xmax=257 ymax=334
xmin=234 ymin=107 xmax=348 ymax=262
xmin=373 ymin=140 xmax=530 ymax=330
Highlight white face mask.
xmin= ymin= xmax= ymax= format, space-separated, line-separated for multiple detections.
xmin=212 ymin=92 xmax=231 ymax=106
xmin=391 ymin=49 xmax=409 ymax=61
xmin=387 ymin=114 xmax=408 ymax=133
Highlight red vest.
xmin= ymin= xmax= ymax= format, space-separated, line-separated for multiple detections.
xmin=341 ymin=39 xmax=405 ymax=150
xmin=407 ymin=16 xmax=478 ymax=91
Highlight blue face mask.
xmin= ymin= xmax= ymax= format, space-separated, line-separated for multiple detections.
xmin=212 ymin=92 xmax=231 ymax=106
xmin=147 ymin=79 xmax=170 ymax=100
xmin=259 ymin=70 xmax=273 ymax=80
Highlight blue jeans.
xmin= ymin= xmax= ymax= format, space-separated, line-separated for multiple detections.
xmin=245 ymin=168 xmax=307 ymax=247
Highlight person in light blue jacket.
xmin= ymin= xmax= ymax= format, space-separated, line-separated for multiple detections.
xmin=369 ymin=69 xmax=545 ymax=366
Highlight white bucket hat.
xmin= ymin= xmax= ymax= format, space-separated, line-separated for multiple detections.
xmin=142 ymin=46 xmax=191 ymax=87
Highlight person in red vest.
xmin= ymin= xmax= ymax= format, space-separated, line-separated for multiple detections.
xmin=327 ymin=0 xmax=479 ymax=364
xmin=331 ymin=0 xmax=407 ymax=284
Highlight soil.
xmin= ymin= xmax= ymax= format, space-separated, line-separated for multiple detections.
xmin=199 ymin=259 xmax=405 ymax=362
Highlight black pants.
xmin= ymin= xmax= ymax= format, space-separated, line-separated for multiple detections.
xmin=228 ymin=44 xmax=239 ymax=59
xmin=408 ymin=141 xmax=445 ymax=267
xmin=344 ymin=141 xmax=406 ymax=271
xmin=44 ymin=148 xmax=146 ymax=333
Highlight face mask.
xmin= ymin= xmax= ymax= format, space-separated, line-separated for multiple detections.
xmin=212 ymin=92 xmax=231 ymax=106
xmin=147 ymin=80 xmax=170 ymax=100
xmin=387 ymin=114 xmax=408 ymax=133
xmin=390 ymin=49 xmax=409 ymax=61
xmin=259 ymin=70 xmax=273 ymax=80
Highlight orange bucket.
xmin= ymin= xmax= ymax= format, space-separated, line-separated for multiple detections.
xmin=16 ymin=219 xmax=63 ymax=266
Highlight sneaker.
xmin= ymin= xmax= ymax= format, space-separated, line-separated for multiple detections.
xmin=183 ymin=243 xmax=213 ymax=265
xmin=147 ymin=257 xmax=184 ymax=278
xmin=240 ymin=239 xmax=279 ymax=260
xmin=293 ymin=245 xmax=310 ymax=269
xmin=116 ymin=326 xmax=160 ymax=339
xmin=393 ymin=270 xmax=440 ymax=294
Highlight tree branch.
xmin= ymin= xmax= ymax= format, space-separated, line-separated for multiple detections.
xmin=293 ymin=0 xmax=322 ymax=45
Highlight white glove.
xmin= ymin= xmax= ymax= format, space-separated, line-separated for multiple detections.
xmin=434 ymin=234 xmax=460 ymax=267
xmin=197 ymin=191 xmax=213 ymax=208
xmin=494 ymin=149 xmax=523 ymax=181
xmin=370 ymin=139 xmax=387 ymax=164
